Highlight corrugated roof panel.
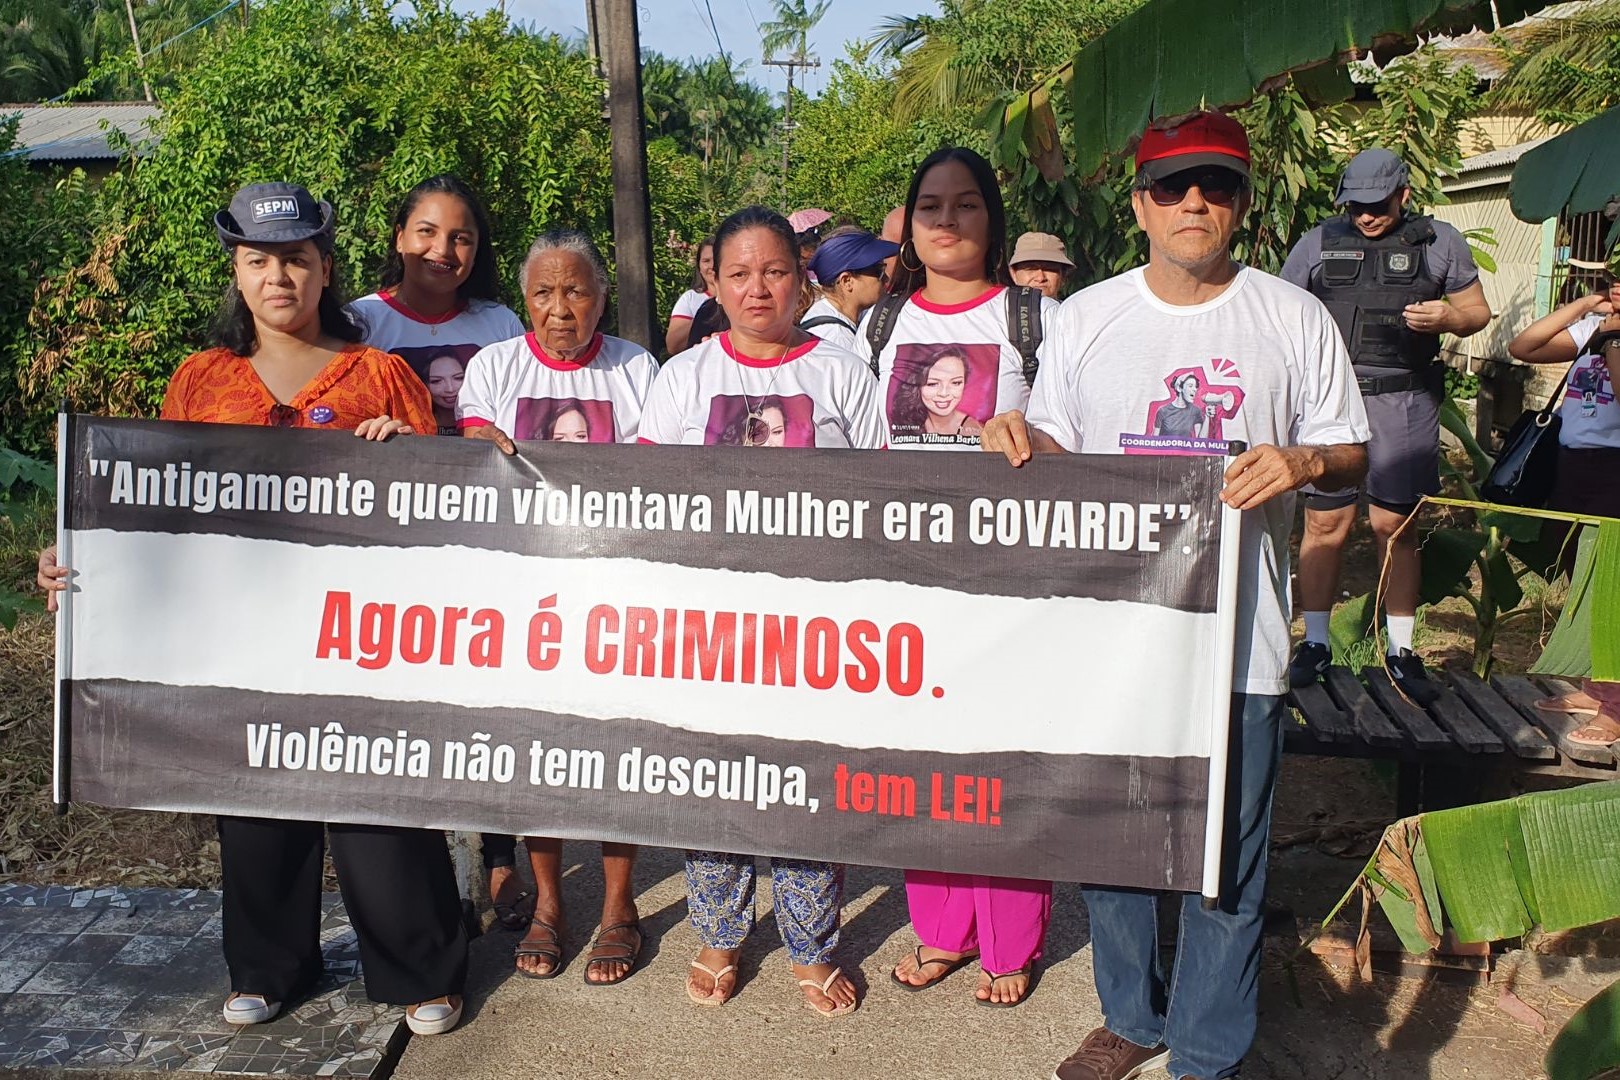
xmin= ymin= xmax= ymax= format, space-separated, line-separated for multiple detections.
xmin=1 ymin=103 xmax=162 ymax=161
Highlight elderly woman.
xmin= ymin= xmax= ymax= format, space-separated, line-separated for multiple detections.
xmin=458 ymin=229 xmax=659 ymax=983
xmin=38 ymin=182 xmax=467 ymax=1036
xmin=856 ymin=147 xmax=1059 ymax=1007
xmin=1008 ymin=231 xmax=1075 ymax=301
xmin=799 ymin=226 xmax=899 ymax=350
xmin=638 ymin=205 xmax=884 ymax=1017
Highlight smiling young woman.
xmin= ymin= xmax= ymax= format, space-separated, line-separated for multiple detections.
xmin=350 ymin=175 xmax=525 ymax=435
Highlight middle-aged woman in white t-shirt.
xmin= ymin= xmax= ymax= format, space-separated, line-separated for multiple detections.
xmin=859 ymin=146 xmax=1057 ymax=1008
xmin=640 ymin=205 xmax=883 ymax=1017
xmin=1508 ymin=272 xmax=1620 ymax=744
xmin=458 ymin=229 xmax=659 ymax=985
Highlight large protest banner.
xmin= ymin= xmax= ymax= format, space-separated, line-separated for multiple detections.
xmin=55 ymin=416 xmax=1239 ymax=892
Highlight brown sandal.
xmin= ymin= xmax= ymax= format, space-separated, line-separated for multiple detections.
xmin=513 ymin=917 xmax=564 ymax=979
xmin=582 ymin=921 xmax=643 ymax=986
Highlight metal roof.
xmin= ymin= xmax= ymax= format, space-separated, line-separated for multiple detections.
xmin=1 ymin=102 xmax=162 ymax=162
xmin=1456 ymin=134 xmax=1558 ymax=174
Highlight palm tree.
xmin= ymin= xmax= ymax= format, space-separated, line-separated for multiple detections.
xmin=1489 ymin=0 xmax=1620 ymax=125
xmin=760 ymin=0 xmax=830 ymax=64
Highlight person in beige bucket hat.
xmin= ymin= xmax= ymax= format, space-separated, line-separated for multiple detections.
xmin=1008 ymin=231 xmax=1075 ymax=300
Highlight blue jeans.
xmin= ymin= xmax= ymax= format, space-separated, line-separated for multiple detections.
xmin=1082 ymin=693 xmax=1285 ymax=1079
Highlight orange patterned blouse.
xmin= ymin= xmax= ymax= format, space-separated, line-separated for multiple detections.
xmin=160 ymin=345 xmax=435 ymax=432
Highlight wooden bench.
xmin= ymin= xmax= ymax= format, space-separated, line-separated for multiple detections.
xmin=1285 ymin=666 xmax=1615 ymax=812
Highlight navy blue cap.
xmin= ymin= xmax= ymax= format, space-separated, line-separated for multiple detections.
xmin=808 ymin=230 xmax=900 ymax=283
xmin=214 ymin=182 xmax=335 ymax=250
xmin=1334 ymin=149 xmax=1409 ymax=205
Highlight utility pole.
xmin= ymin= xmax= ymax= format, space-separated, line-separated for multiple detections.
xmin=584 ymin=0 xmax=608 ymax=80
xmin=123 ymin=0 xmax=154 ymax=102
xmin=764 ymin=56 xmax=818 ymax=208
xmin=602 ymin=0 xmax=657 ymax=352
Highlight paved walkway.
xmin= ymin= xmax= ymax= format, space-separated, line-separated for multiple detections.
xmin=0 ymin=845 xmax=1604 ymax=1078
xmin=0 ymin=884 xmax=403 ymax=1076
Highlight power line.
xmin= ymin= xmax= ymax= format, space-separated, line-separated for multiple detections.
xmin=700 ymin=0 xmax=729 ymax=61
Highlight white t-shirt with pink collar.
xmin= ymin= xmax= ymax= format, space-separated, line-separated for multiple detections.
xmin=854 ymin=285 xmax=1058 ymax=451
xmin=456 ymin=333 xmax=658 ymax=444
xmin=350 ymin=291 xmax=526 ymax=435
xmin=639 ymin=332 xmax=886 ymax=449
xmin=669 ymin=289 xmax=711 ymax=322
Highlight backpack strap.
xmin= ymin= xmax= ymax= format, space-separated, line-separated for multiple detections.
xmin=799 ymin=315 xmax=854 ymax=334
xmin=1004 ymin=285 xmax=1044 ymax=387
xmin=862 ymin=294 xmax=909 ymax=378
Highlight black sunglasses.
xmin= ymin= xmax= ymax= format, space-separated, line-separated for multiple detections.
xmin=1145 ymin=167 xmax=1248 ymax=208
xmin=1346 ymin=200 xmax=1394 ymax=218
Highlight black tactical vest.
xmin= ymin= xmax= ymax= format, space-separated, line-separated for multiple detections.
xmin=1310 ymin=214 xmax=1446 ymax=372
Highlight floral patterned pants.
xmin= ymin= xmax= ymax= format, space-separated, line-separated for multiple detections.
xmin=684 ymin=851 xmax=842 ymax=965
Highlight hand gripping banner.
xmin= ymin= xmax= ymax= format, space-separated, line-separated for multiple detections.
xmin=54 ymin=417 xmax=1241 ymax=893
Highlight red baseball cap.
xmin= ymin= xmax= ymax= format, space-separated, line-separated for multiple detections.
xmin=1135 ymin=111 xmax=1251 ymax=182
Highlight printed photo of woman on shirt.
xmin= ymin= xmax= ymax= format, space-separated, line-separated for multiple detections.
xmin=396 ymin=343 xmax=480 ymax=435
xmin=512 ymin=396 xmax=616 ymax=443
xmin=887 ymin=342 xmax=997 ymax=444
xmin=705 ymin=392 xmax=814 ymax=447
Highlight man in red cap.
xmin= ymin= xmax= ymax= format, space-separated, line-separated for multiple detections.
xmin=982 ymin=111 xmax=1370 ymax=1080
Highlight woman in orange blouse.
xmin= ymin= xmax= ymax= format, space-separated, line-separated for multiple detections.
xmin=39 ymin=182 xmax=466 ymax=1036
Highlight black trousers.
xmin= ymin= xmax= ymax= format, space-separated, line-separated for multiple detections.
xmin=480 ymin=832 xmax=518 ymax=871
xmin=218 ymin=816 xmax=468 ymax=1005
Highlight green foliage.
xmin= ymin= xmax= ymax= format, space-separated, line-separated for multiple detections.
xmin=642 ymin=51 xmax=776 ymax=201
xmin=1421 ymin=396 xmax=1562 ymax=677
xmin=1547 ymin=976 xmax=1620 ymax=1080
xmin=0 ymin=117 xmax=102 ymax=451
xmin=760 ymin=0 xmax=830 ymax=64
xmin=0 ymin=445 xmax=54 ymax=629
xmin=17 ymin=0 xmax=708 ymax=432
xmin=0 ymin=0 xmax=231 ymax=102
xmin=784 ymin=46 xmax=966 ymax=229
xmin=1491 ymin=0 xmax=1620 ymax=127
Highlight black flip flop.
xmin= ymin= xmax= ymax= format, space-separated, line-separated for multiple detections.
xmin=492 ymin=889 xmax=534 ymax=932
xmin=890 ymin=944 xmax=980 ymax=992
xmin=582 ymin=921 xmax=644 ymax=987
xmin=512 ymin=917 xmax=564 ymax=979
xmin=975 ymin=963 xmax=1037 ymax=1008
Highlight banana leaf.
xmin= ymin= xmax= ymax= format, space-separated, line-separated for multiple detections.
xmin=1509 ymin=104 xmax=1620 ymax=224
xmin=1547 ymin=978 xmax=1620 ymax=1080
xmin=1055 ymin=0 xmax=1535 ymax=177
xmin=1400 ymin=783 xmax=1620 ymax=944
xmin=1533 ymin=523 xmax=1620 ymax=683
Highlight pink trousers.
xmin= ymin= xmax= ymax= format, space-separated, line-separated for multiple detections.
xmin=904 ymin=870 xmax=1052 ymax=975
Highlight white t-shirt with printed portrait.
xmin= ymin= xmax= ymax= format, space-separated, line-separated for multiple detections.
xmin=638 ymin=332 xmax=886 ymax=449
xmin=350 ymin=291 xmax=526 ymax=435
xmin=1558 ymin=313 xmax=1620 ymax=450
xmin=456 ymin=332 xmax=658 ymax=444
xmin=854 ymin=285 xmax=1058 ymax=451
xmin=1028 ymin=266 xmax=1370 ymax=695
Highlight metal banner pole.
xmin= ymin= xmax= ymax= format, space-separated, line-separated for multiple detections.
xmin=1199 ymin=440 xmax=1247 ymax=905
xmin=52 ymin=411 xmax=73 ymax=814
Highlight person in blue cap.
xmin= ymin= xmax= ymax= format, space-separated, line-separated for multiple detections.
xmin=800 ymin=225 xmax=901 ymax=349
xmin=1280 ymin=147 xmax=1492 ymax=703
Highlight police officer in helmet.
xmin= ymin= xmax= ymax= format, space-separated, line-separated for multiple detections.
xmin=1281 ymin=148 xmax=1492 ymax=702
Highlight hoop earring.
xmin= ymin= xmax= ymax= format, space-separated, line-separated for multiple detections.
xmin=900 ymin=241 xmax=923 ymax=273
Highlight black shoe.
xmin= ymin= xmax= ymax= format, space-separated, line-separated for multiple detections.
xmin=1388 ymin=648 xmax=1440 ymax=706
xmin=1287 ymin=641 xmax=1331 ymax=688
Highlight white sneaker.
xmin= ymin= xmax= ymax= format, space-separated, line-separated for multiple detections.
xmin=222 ymin=992 xmax=281 ymax=1026
xmin=405 ymin=995 xmax=463 ymax=1036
